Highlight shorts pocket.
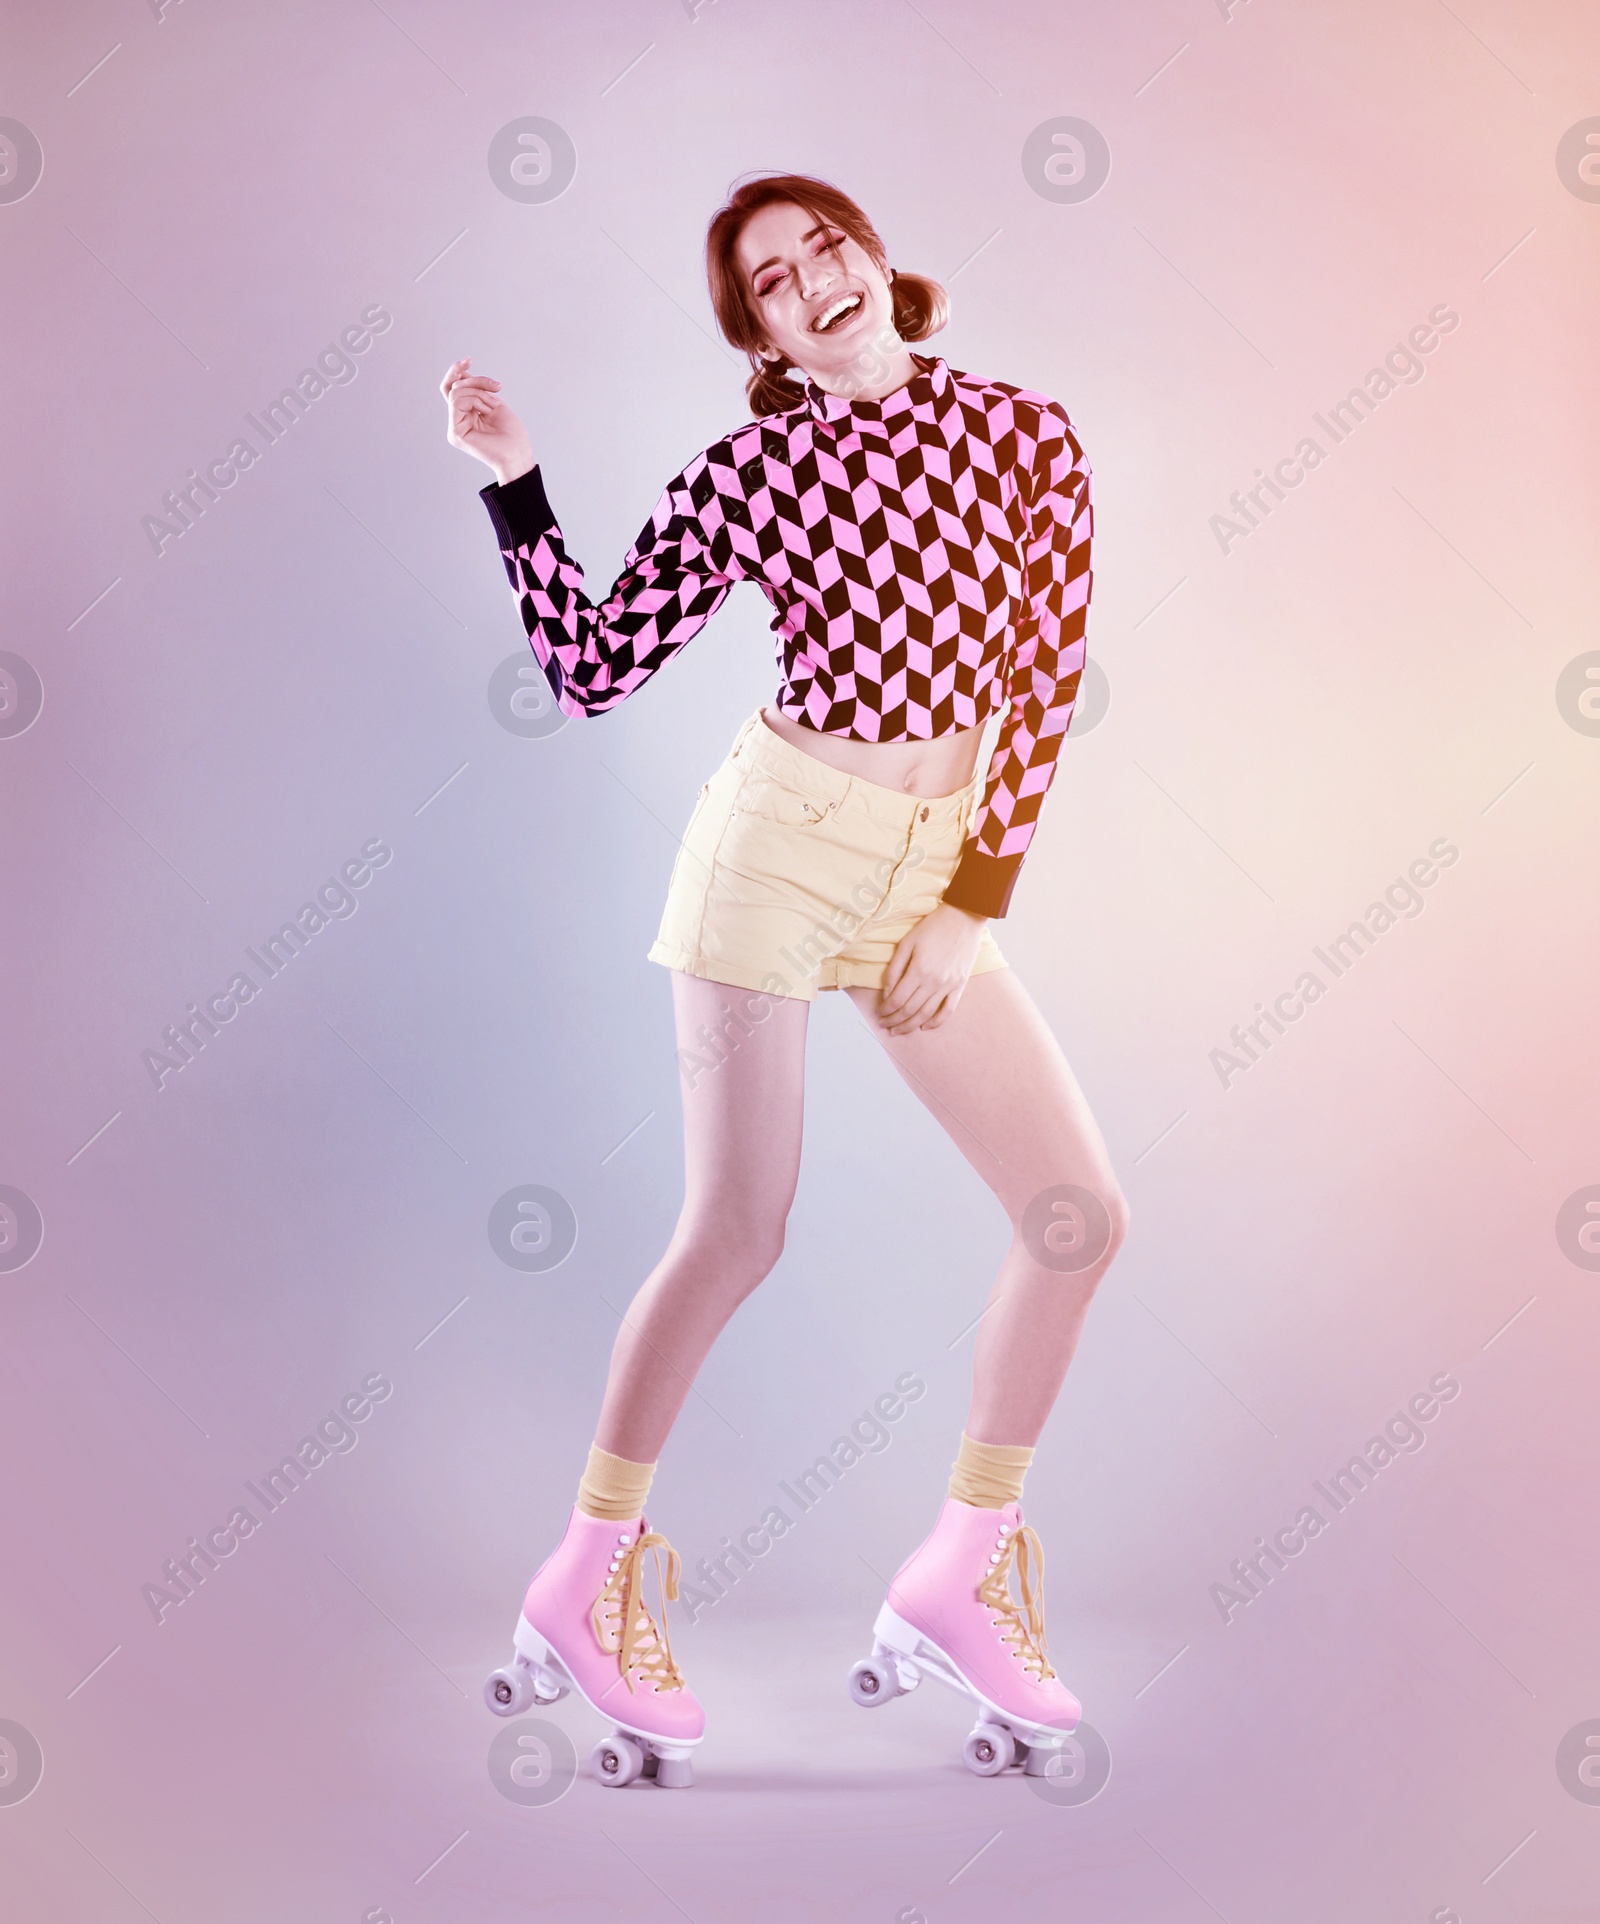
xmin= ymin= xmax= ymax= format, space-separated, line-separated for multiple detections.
xmin=660 ymin=767 xmax=733 ymax=896
xmin=733 ymin=766 xmax=839 ymax=829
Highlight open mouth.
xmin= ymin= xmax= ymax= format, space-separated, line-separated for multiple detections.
xmin=810 ymin=292 xmax=863 ymax=334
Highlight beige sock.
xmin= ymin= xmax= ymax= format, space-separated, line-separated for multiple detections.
xmin=575 ymin=1442 xmax=656 ymax=1522
xmin=948 ymin=1431 xmax=1035 ymax=1509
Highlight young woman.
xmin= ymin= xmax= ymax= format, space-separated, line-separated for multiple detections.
xmin=447 ymin=173 xmax=1127 ymax=1788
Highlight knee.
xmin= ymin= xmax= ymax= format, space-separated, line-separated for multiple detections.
xmin=674 ymin=1208 xmax=787 ymax=1293
xmin=1017 ymin=1173 xmax=1128 ymax=1281
xmin=1102 ymin=1183 xmax=1131 ymax=1265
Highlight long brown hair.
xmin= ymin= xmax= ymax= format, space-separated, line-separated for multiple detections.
xmin=705 ymin=172 xmax=948 ymax=418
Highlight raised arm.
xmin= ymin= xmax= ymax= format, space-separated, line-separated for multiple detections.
xmin=941 ymin=399 xmax=1093 ymax=920
xmin=443 ymin=356 xmax=740 ymax=719
xmin=480 ymin=461 xmax=742 ymax=718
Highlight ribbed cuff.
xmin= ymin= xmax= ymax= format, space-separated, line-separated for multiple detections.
xmin=576 ymin=1442 xmax=657 ymax=1522
xmin=480 ymin=463 xmax=556 ymax=551
xmin=941 ymin=842 xmax=1023 ymax=920
xmin=949 ymin=1431 xmax=1035 ymax=1509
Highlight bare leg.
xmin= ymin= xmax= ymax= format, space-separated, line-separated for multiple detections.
xmin=593 ymin=972 xmax=810 ymax=1463
xmin=845 ymin=968 xmax=1128 ymax=1445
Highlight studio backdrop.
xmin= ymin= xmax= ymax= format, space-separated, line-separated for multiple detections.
xmin=2 ymin=2 xmax=1597 ymax=1920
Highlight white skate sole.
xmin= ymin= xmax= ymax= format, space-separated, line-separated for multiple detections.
xmin=483 ymin=1613 xmax=702 ymax=1789
xmin=849 ymin=1602 xmax=1079 ymax=1777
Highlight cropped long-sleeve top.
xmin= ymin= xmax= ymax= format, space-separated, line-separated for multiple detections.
xmin=479 ymin=353 xmax=1093 ymax=919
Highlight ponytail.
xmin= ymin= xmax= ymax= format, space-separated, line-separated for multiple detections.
xmin=886 ymin=268 xmax=948 ymax=346
xmin=746 ymin=357 xmax=807 ymax=418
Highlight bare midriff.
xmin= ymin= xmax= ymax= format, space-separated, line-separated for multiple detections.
xmin=758 ymin=704 xmax=986 ymax=799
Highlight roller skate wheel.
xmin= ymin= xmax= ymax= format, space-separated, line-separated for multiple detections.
xmin=1022 ymin=1739 xmax=1063 ymax=1778
xmin=963 ymin=1722 xmax=1016 ymax=1776
xmin=653 ymin=1755 xmax=694 ymax=1788
xmin=483 ymin=1664 xmax=537 ymax=1716
xmin=591 ymin=1733 xmax=645 ymax=1787
xmin=847 ymin=1657 xmax=899 ymax=1707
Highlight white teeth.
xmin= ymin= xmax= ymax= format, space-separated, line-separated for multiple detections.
xmin=812 ymin=293 xmax=861 ymax=333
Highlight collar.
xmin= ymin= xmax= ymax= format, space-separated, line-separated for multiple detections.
xmin=801 ymin=352 xmax=949 ymax=429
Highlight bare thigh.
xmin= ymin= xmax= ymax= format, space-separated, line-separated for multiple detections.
xmin=843 ymin=968 xmax=1123 ymax=1222
xmin=671 ymin=970 xmax=810 ymax=1262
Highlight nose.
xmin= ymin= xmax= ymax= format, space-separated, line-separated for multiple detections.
xmin=797 ymin=255 xmax=836 ymax=302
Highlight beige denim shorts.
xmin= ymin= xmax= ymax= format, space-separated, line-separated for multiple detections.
xmin=647 ymin=707 xmax=1008 ymax=1002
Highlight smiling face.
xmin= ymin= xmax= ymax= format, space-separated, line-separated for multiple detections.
xmin=735 ymin=199 xmax=904 ymax=395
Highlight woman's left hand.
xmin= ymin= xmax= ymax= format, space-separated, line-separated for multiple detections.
xmin=873 ymin=902 xmax=988 ymax=1035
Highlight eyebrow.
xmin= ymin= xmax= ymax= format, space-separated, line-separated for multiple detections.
xmin=748 ymin=222 xmax=840 ymax=285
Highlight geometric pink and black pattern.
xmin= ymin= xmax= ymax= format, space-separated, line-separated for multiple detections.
xmin=481 ymin=354 xmax=1092 ymax=918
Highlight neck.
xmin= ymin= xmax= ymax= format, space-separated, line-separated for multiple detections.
xmin=810 ymin=344 xmax=922 ymax=404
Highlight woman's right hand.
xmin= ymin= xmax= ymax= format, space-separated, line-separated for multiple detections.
xmin=441 ymin=356 xmax=535 ymax=486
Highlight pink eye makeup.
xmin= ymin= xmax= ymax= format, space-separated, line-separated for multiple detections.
xmin=754 ymin=228 xmax=845 ymax=297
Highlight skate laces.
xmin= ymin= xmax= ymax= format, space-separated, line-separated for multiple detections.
xmin=591 ymin=1527 xmax=686 ymax=1695
xmin=976 ymin=1522 xmax=1056 ymax=1682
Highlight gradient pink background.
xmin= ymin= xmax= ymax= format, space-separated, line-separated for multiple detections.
xmin=3 ymin=1 xmax=1598 ymax=1918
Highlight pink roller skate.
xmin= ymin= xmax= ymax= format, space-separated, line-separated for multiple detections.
xmin=484 ymin=1507 xmax=703 ymax=1788
xmin=848 ymin=1498 xmax=1080 ymax=1776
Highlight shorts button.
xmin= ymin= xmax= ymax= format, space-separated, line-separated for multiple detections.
xmin=919 ymin=805 xmax=929 ymax=822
